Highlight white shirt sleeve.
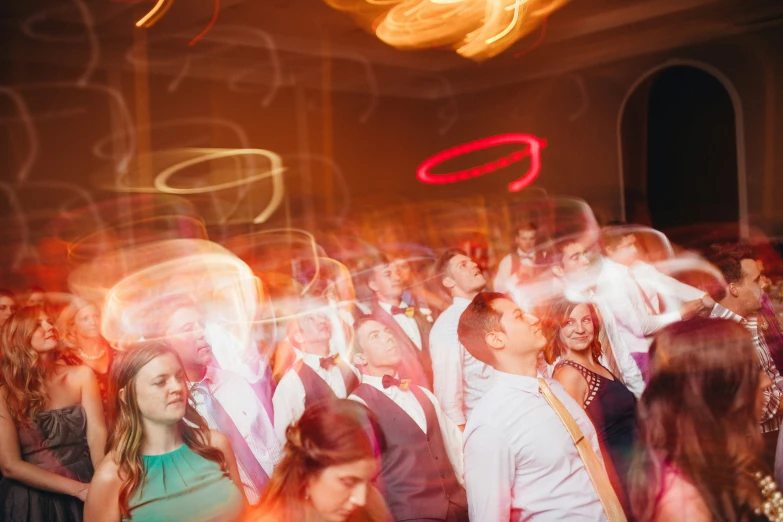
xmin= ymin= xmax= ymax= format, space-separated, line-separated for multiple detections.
xmin=429 ymin=314 xmax=466 ymax=426
xmin=464 ymin=424 xmax=513 ymax=521
xmin=493 ymin=254 xmax=513 ymax=293
xmin=595 ymin=299 xmax=646 ymax=398
xmin=272 ymin=372 xmax=306 ymax=444
xmin=422 ymin=387 xmax=464 ymax=486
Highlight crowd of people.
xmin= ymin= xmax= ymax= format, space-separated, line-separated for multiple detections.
xmin=1 ymin=211 xmax=783 ymax=522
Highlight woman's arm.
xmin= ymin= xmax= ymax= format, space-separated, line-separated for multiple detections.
xmin=0 ymin=387 xmax=89 ymax=499
xmin=84 ymin=455 xmax=123 ymax=522
xmin=209 ymin=430 xmax=247 ymax=503
xmin=75 ymin=365 xmax=107 ymax=467
xmin=552 ymin=365 xmax=588 ymax=408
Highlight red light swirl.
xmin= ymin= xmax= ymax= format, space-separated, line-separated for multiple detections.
xmin=416 ymin=133 xmax=547 ymax=192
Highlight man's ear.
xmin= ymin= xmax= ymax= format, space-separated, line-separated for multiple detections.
xmin=552 ymin=266 xmax=565 ymax=278
xmin=353 ymin=353 xmax=368 ymax=367
xmin=728 ymin=282 xmax=741 ymax=298
xmin=442 ymin=276 xmax=456 ymax=290
xmin=367 ymin=276 xmax=378 ymax=293
xmin=292 ymin=329 xmax=305 ymax=346
xmin=485 ymin=331 xmax=505 ymax=350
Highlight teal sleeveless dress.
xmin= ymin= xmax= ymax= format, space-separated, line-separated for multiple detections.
xmin=123 ymin=444 xmax=244 ymax=522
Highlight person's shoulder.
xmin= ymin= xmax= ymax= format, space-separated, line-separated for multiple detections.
xmin=62 ymin=363 xmax=97 ymax=383
xmin=207 ymin=429 xmax=231 ymax=452
xmin=92 ymin=452 xmax=122 ymax=487
xmin=552 ymin=363 xmax=587 ymax=388
xmin=656 ymin=467 xmax=712 ymax=522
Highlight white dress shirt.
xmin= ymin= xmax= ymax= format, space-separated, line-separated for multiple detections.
xmin=464 ymin=371 xmax=607 ymax=522
xmin=429 ymin=296 xmax=495 ymax=425
xmin=190 ymin=366 xmax=283 ymax=504
xmin=493 ymin=249 xmax=536 ymax=293
xmin=273 ymin=349 xmax=360 ymax=442
xmin=379 ymin=300 xmax=422 ymax=350
xmin=350 ymin=374 xmax=464 ymax=485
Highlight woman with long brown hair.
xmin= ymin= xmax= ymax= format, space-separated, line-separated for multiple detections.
xmin=57 ymin=298 xmax=117 ymax=411
xmin=252 ymin=399 xmax=391 ymax=522
xmin=543 ymin=297 xmax=638 ymax=516
xmin=85 ymin=341 xmax=245 ymax=522
xmin=630 ymin=317 xmax=779 ymax=522
xmin=0 ymin=305 xmax=106 ymax=522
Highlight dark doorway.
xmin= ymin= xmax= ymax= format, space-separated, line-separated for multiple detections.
xmin=621 ymin=65 xmax=738 ymax=232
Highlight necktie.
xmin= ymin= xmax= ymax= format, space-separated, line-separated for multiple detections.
xmin=537 ymin=378 xmax=627 ymax=522
xmin=320 ymin=354 xmax=339 ymax=370
xmin=390 ymin=305 xmax=415 ymax=318
xmin=381 ymin=374 xmax=410 ymax=390
xmin=191 ymin=380 xmax=270 ymax=492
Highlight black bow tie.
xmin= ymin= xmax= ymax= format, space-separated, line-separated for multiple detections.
xmin=320 ymin=354 xmax=339 ymax=370
xmin=390 ymin=305 xmax=414 ymax=317
xmin=381 ymin=374 xmax=410 ymax=390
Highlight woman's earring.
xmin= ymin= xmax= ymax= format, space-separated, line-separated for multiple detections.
xmin=304 ymin=489 xmax=310 ymax=500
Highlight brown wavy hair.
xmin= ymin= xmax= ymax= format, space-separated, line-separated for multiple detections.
xmin=253 ymin=399 xmax=388 ymax=522
xmin=629 ymin=317 xmax=764 ymax=521
xmin=107 ymin=340 xmax=228 ymax=519
xmin=0 ymin=305 xmax=62 ymax=424
xmin=540 ymin=298 xmax=602 ymax=365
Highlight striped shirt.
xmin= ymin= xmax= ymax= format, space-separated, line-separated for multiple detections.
xmin=711 ymin=303 xmax=783 ymax=433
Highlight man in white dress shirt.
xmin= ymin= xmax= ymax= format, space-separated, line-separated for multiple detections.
xmin=493 ymin=223 xmax=544 ymax=293
xmin=160 ymin=301 xmax=282 ymax=505
xmin=458 ymin=292 xmax=608 ymax=521
xmin=597 ymin=232 xmax=710 ymax=381
xmin=273 ymin=299 xmax=360 ymax=442
xmin=349 ymin=317 xmax=468 ymax=522
xmin=429 ymin=248 xmax=492 ymax=428
xmin=366 ymin=254 xmax=433 ymax=389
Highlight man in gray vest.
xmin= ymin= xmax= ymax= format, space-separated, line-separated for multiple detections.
xmin=349 ymin=317 xmax=468 ymax=522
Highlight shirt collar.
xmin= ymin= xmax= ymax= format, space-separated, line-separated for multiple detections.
xmin=516 ymin=248 xmax=535 ymax=258
xmin=189 ymin=365 xmax=217 ymax=390
xmin=361 ymin=373 xmax=403 ymax=396
xmin=378 ymin=300 xmax=407 ymax=313
xmin=711 ymin=302 xmax=747 ymax=325
xmin=494 ymin=370 xmax=542 ymax=396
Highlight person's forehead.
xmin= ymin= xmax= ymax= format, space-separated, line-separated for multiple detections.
xmin=494 ymin=298 xmax=518 ymax=314
xmin=168 ymin=306 xmax=200 ymax=327
xmin=518 ymin=230 xmax=536 ymax=237
xmin=563 ymin=242 xmax=585 ymax=255
xmin=740 ymin=258 xmax=761 ymax=276
xmin=139 ymin=353 xmax=180 ymax=378
xmin=357 ymin=320 xmax=385 ymax=337
xmin=449 ymin=254 xmax=471 ymax=268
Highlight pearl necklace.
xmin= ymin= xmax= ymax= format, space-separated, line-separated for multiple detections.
xmin=755 ymin=472 xmax=783 ymax=521
xmin=77 ymin=348 xmax=106 ymax=361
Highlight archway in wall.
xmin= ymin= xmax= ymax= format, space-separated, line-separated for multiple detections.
xmin=620 ymin=64 xmax=740 ymax=236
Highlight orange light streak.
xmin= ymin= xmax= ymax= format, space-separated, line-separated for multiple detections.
xmin=135 ymin=0 xmax=173 ymax=28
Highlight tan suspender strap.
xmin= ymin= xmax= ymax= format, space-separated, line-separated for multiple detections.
xmin=538 ymin=378 xmax=628 ymax=522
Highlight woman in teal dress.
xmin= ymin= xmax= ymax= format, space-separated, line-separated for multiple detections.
xmin=84 ymin=341 xmax=245 ymax=522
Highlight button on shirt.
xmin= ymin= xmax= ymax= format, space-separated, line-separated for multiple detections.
xmin=429 ymin=296 xmax=495 ymax=425
xmin=349 ymin=374 xmax=464 ymax=485
xmin=379 ymin=301 xmax=423 ymax=350
xmin=464 ymin=371 xmax=607 ymax=522
xmin=273 ymin=349 xmax=360 ymax=442
xmin=190 ymin=367 xmax=283 ymax=504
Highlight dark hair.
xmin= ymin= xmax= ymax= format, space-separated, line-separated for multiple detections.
xmin=256 ymin=399 xmax=384 ymax=519
xmin=600 ymin=228 xmax=633 ymax=256
xmin=350 ymin=315 xmax=377 ymax=355
xmin=706 ymin=243 xmax=757 ymax=285
xmin=0 ymin=288 xmax=16 ymax=301
xmin=433 ymin=249 xmax=468 ymax=290
xmin=540 ymin=298 xmax=602 ymax=365
xmin=547 ymin=238 xmax=584 ymax=269
xmin=457 ymin=292 xmax=508 ymax=366
xmin=629 ymin=317 xmax=764 ymax=521
xmin=515 ymin=222 xmax=537 ymax=235
xmin=363 ymin=254 xmax=395 ymax=293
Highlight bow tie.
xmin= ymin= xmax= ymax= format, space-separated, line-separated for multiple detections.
xmin=518 ymin=253 xmax=534 ymax=260
xmin=390 ymin=305 xmax=415 ymax=318
xmin=381 ymin=374 xmax=410 ymax=390
xmin=320 ymin=354 xmax=340 ymax=370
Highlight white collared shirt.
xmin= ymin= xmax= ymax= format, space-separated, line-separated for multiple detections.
xmin=273 ymin=349 xmax=360 ymax=442
xmin=429 ymin=296 xmax=494 ymax=425
xmin=350 ymin=374 xmax=464 ymax=485
xmin=379 ymin=300 xmax=423 ymax=350
xmin=464 ymin=371 xmax=607 ymax=522
xmin=190 ymin=366 xmax=283 ymax=504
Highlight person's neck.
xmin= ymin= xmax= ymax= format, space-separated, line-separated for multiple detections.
xmin=718 ymin=298 xmax=748 ymax=319
xmin=185 ymin=363 xmax=208 ymax=383
xmin=452 ymin=288 xmax=480 ymax=301
xmin=302 ymin=342 xmax=331 ymax=358
xmin=564 ymin=349 xmax=596 ymax=369
xmin=494 ymin=352 xmax=540 ymax=378
xmin=140 ymin=422 xmax=184 ymax=456
xmin=362 ymin=365 xmax=396 ymax=378
xmin=376 ymin=294 xmax=402 ymax=306
xmin=77 ymin=336 xmax=104 ymax=356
